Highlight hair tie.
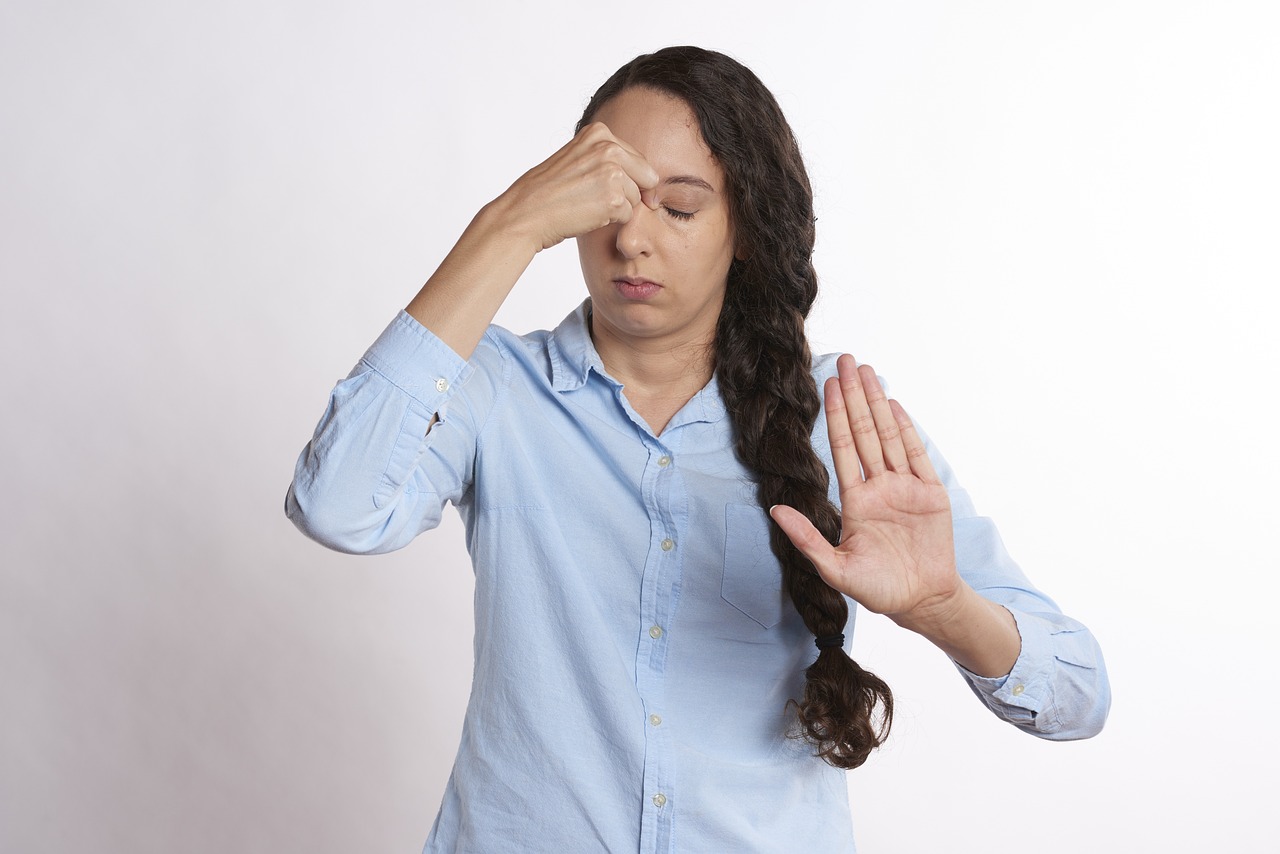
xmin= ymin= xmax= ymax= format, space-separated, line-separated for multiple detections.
xmin=814 ymin=634 xmax=845 ymax=650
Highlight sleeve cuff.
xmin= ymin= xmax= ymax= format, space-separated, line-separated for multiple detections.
xmin=357 ymin=312 xmax=476 ymax=511
xmin=357 ymin=310 xmax=474 ymax=413
xmin=956 ymin=606 xmax=1056 ymax=728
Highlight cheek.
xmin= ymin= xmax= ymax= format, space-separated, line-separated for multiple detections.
xmin=688 ymin=228 xmax=735 ymax=274
xmin=669 ymin=223 xmax=728 ymax=268
xmin=694 ymin=213 xmax=735 ymax=264
xmin=576 ymin=231 xmax=611 ymax=269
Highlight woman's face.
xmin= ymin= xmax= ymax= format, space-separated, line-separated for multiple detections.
xmin=576 ymin=87 xmax=736 ymax=358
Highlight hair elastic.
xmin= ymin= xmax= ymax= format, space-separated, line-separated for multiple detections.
xmin=814 ymin=634 xmax=845 ymax=650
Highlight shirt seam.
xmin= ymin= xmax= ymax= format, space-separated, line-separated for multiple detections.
xmin=474 ymin=327 xmax=514 ymax=447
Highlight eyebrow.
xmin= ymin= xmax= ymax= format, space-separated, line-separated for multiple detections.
xmin=664 ymin=175 xmax=716 ymax=193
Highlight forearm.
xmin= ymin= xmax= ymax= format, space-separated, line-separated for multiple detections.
xmin=407 ymin=121 xmax=663 ymax=360
xmin=893 ymin=582 xmax=1021 ymax=678
xmin=406 ymin=197 xmax=540 ymax=360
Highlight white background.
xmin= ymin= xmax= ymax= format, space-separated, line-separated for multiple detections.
xmin=3 ymin=1 xmax=1277 ymax=852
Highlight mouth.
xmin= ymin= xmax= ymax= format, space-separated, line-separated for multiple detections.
xmin=613 ymin=277 xmax=662 ymax=300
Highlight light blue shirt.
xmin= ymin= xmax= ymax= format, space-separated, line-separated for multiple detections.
xmin=286 ymin=302 xmax=1109 ymax=853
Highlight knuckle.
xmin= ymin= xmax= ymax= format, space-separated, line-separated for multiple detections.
xmin=592 ymin=139 xmax=624 ymax=161
xmin=849 ymin=412 xmax=876 ymax=434
xmin=876 ymin=423 xmax=901 ymax=442
xmin=592 ymin=162 xmax=627 ymax=185
xmin=829 ymin=433 xmax=854 ymax=451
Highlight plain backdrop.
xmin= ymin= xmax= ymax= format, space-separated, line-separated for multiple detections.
xmin=3 ymin=1 xmax=1277 ymax=852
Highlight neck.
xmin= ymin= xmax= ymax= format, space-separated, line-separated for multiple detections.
xmin=588 ymin=307 xmax=716 ymax=434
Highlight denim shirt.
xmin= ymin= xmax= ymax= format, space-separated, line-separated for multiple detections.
xmin=286 ymin=302 xmax=1110 ymax=853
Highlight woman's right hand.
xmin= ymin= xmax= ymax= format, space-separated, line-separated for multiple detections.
xmin=406 ymin=122 xmax=658 ymax=360
xmin=493 ymin=121 xmax=661 ymax=251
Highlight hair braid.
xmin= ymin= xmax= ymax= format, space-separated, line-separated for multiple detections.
xmin=580 ymin=46 xmax=892 ymax=768
xmin=716 ymin=268 xmax=892 ymax=770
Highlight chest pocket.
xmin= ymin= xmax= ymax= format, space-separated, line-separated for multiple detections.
xmin=722 ymin=503 xmax=785 ymax=629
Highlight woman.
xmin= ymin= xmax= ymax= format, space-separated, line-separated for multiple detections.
xmin=287 ymin=46 xmax=1109 ymax=853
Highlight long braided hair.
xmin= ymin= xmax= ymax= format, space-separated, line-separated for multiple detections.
xmin=577 ymin=46 xmax=892 ymax=768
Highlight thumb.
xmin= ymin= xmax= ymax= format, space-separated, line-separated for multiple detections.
xmin=769 ymin=504 xmax=836 ymax=576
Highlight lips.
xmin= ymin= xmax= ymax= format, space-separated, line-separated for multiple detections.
xmin=613 ymin=277 xmax=662 ymax=300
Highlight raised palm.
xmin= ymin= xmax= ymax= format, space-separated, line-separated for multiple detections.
xmin=771 ymin=355 xmax=961 ymax=623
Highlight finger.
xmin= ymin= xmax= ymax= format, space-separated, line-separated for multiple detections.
xmin=823 ymin=376 xmax=865 ymax=491
xmin=574 ymin=124 xmax=657 ymax=206
xmin=597 ymin=145 xmax=653 ymax=217
xmin=590 ymin=130 xmax=659 ymax=202
xmin=837 ymin=354 xmax=886 ymax=478
xmin=617 ymin=176 xmax=642 ymax=215
xmin=858 ymin=365 xmax=909 ymax=475
xmin=769 ymin=504 xmax=837 ymax=577
xmin=610 ymin=138 xmax=660 ymax=193
xmin=889 ymin=399 xmax=942 ymax=485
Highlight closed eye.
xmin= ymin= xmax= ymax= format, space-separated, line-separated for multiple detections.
xmin=663 ymin=205 xmax=695 ymax=220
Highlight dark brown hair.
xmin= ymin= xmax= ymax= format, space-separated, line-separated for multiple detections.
xmin=577 ymin=46 xmax=892 ymax=768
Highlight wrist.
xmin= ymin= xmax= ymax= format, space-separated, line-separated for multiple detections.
xmin=892 ymin=584 xmax=1021 ymax=679
xmin=475 ymin=192 xmax=550 ymax=256
xmin=889 ymin=581 xmax=973 ymax=638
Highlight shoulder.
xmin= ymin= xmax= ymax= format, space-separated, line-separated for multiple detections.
xmin=807 ymin=351 xmax=899 ymax=407
xmin=473 ymin=317 xmax=574 ymax=388
xmin=465 ymin=302 xmax=594 ymax=403
xmin=807 ymin=350 xmax=887 ymax=391
xmin=809 ymin=351 xmax=841 ymax=387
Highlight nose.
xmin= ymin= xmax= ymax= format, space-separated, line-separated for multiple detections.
xmin=614 ymin=200 xmax=654 ymax=259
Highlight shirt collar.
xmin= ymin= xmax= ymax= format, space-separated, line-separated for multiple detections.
xmin=545 ymin=299 xmax=728 ymax=425
xmin=546 ymin=299 xmax=603 ymax=392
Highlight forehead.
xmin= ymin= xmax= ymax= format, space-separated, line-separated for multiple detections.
xmin=592 ymin=87 xmax=722 ymax=190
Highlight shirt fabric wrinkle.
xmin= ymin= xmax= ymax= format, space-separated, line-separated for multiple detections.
xmin=286 ymin=299 xmax=1111 ymax=854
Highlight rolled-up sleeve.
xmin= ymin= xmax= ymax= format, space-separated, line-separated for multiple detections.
xmin=285 ymin=311 xmax=505 ymax=555
xmin=950 ymin=512 xmax=1111 ymax=739
xmin=927 ymin=439 xmax=1111 ymax=740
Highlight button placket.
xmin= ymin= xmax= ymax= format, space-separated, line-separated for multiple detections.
xmin=636 ymin=439 xmax=681 ymax=852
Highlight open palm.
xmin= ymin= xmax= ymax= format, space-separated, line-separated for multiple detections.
xmin=771 ymin=355 xmax=961 ymax=622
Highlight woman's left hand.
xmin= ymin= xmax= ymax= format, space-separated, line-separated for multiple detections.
xmin=770 ymin=354 xmax=963 ymax=628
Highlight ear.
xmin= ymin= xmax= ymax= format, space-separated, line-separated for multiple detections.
xmin=734 ymin=242 xmax=751 ymax=261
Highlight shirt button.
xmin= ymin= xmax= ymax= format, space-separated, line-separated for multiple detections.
xmin=657 ymin=455 xmax=672 ymax=467
xmin=649 ymin=714 xmax=662 ymax=727
xmin=661 ymin=538 xmax=675 ymax=551
xmin=649 ymin=625 xmax=663 ymax=639
xmin=434 ymin=378 xmax=449 ymax=392
xmin=1011 ymin=684 xmax=1025 ymax=696
xmin=652 ymin=793 xmax=667 ymax=808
